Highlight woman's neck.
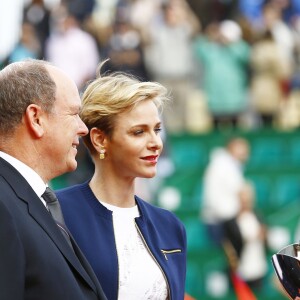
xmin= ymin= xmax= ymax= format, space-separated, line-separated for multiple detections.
xmin=89 ymin=171 xmax=136 ymax=208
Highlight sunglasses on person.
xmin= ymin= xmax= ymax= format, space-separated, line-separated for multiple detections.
xmin=272 ymin=243 xmax=300 ymax=300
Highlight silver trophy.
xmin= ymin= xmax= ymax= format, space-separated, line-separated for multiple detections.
xmin=272 ymin=243 xmax=300 ymax=299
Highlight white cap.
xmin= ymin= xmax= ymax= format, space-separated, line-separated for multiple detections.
xmin=220 ymin=20 xmax=242 ymax=42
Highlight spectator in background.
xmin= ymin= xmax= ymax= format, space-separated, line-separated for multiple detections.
xmin=45 ymin=3 xmax=100 ymax=91
xmin=23 ymin=0 xmax=51 ymax=59
xmin=45 ymin=3 xmax=100 ymax=188
xmin=9 ymin=21 xmax=41 ymax=63
xmin=248 ymin=1 xmax=296 ymax=128
xmin=102 ymin=14 xmax=149 ymax=81
xmin=145 ymin=0 xmax=200 ymax=134
xmin=193 ymin=20 xmax=251 ymax=130
xmin=128 ymin=0 xmax=162 ymax=38
xmin=250 ymin=29 xmax=292 ymax=127
xmin=258 ymin=1 xmax=295 ymax=71
xmin=201 ymin=137 xmax=250 ymax=246
xmin=223 ymin=181 xmax=268 ymax=291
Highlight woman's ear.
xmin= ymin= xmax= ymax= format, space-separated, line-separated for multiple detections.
xmin=90 ymin=127 xmax=107 ymax=153
xmin=24 ymin=104 xmax=45 ymax=138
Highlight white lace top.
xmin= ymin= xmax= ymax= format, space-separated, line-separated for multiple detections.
xmin=100 ymin=202 xmax=168 ymax=300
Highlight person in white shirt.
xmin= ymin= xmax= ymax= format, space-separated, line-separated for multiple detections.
xmin=45 ymin=3 xmax=100 ymax=91
xmin=201 ymin=137 xmax=250 ymax=245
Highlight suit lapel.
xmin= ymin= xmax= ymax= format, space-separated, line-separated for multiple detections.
xmin=27 ymin=197 xmax=98 ymax=292
xmin=0 ymin=158 xmax=98 ymax=295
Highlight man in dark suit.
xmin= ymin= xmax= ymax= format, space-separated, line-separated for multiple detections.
xmin=0 ymin=59 xmax=107 ymax=300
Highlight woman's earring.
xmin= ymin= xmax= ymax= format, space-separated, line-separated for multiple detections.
xmin=100 ymin=147 xmax=106 ymax=160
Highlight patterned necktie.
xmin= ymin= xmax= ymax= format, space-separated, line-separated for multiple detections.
xmin=42 ymin=187 xmax=73 ymax=250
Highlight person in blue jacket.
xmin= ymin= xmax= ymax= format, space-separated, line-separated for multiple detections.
xmin=56 ymin=61 xmax=187 ymax=300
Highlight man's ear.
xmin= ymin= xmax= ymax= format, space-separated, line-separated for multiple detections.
xmin=24 ymin=104 xmax=45 ymax=138
xmin=90 ymin=127 xmax=107 ymax=152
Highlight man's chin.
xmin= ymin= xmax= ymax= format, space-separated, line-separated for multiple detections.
xmin=67 ymin=160 xmax=78 ymax=173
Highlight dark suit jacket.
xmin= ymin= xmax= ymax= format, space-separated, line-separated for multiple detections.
xmin=0 ymin=158 xmax=107 ymax=300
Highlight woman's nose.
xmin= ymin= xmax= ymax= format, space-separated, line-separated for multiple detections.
xmin=149 ymin=133 xmax=163 ymax=150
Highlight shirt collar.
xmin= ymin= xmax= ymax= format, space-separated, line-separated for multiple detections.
xmin=0 ymin=151 xmax=47 ymax=198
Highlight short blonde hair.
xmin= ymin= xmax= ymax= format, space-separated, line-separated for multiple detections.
xmin=81 ymin=62 xmax=170 ymax=154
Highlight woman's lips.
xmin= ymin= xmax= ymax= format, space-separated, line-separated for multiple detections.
xmin=141 ymin=155 xmax=159 ymax=164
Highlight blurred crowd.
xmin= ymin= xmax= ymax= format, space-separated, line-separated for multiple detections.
xmin=2 ymin=0 xmax=300 ymax=134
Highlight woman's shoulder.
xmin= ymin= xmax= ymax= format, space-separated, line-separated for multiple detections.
xmin=136 ymin=196 xmax=185 ymax=229
xmin=55 ymin=181 xmax=90 ymax=202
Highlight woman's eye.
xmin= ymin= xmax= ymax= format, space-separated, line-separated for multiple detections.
xmin=134 ymin=130 xmax=144 ymax=135
xmin=155 ymin=128 xmax=162 ymax=134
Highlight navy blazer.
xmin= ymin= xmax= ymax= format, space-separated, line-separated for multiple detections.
xmin=0 ymin=158 xmax=107 ymax=300
xmin=57 ymin=181 xmax=187 ymax=300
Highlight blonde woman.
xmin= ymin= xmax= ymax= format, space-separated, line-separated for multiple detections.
xmin=56 ymin=63 xmax=187 ymax=300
